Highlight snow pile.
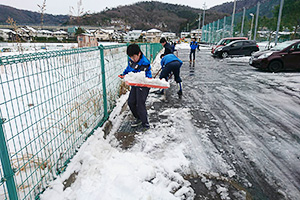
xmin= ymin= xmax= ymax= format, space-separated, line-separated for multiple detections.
xmin=40 ymin=95 xmax=195 ymax=200
xmin=124 ymin=72 xmax=170 ymax=88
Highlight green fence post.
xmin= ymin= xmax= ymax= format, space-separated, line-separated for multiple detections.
xmin=99 ymin=45 xmax=108 ymax=120
xmin=0 ymin=118 xmax=18 ymax=200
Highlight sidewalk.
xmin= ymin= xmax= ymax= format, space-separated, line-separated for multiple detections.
xmin=40 ymin=45 xmax=248 ymax=200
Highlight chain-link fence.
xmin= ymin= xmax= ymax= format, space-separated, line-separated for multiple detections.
xmin=0 ymin=42 xmax=162 ymax=200
xmin=201 ymin=0 xmax=298 ymax=44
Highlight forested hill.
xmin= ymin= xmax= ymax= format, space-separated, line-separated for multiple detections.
xmin=0 ymin=1 xmax=280 ymax=33
xmin=0 ymin=4 xmax=69 ymax=25
xmin=66 ymin=1 xmax=228 ymax=33
xmin=209 ymin=0 xmax=278 ymax=17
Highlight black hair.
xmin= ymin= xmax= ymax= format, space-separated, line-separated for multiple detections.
xmin=160 ymin=37 xmax=167 ymax=43
xmin=127 ymin=44 xmax=142 ymax=57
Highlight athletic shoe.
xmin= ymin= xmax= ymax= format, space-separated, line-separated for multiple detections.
xmin=135 ymin=124 xmax=150 ymax=134
xmin=131 ymin=119 xmax=142 ymax=127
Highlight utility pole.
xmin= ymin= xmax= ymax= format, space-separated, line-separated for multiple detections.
xmin=202 ymin=3 xmax=206 ymax=28
xmin=254 ymin=2 xmax=260 ymax=41
xmin=231 ymin=0 xmax=237 ymax=36
xmin=217 ymin=19 xmax=220 ymax=42
xmin=198 ymin=13 xmax=201 ymax=41
xmin=223 ymin=16 xmax=226 ymax=38
xmin=275 ymin=0 xmax=284 ymax=45
xmin=240 ymin=7 xmax=246 ymax=36
xmin=250 ymin=13 xmax=254 ymax=40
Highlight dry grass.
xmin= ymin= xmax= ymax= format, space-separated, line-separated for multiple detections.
xmin=11 ymin=153 xmax=51 ymax=175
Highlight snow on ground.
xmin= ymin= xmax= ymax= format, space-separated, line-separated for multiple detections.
xmin=40 ymin=93 xmax=196 ymax=200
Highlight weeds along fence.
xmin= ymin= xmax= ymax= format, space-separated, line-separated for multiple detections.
xmin=0 ymin=43 xmax=162 ymax=200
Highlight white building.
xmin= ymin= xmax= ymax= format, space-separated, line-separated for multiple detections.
xmin=36 ymin=30 xmax=53 ymax=38
xmin=190 ymin=29 xmax=202 ymax=40
xmin=180 ymin=32 xmax=190 ymax=38
xmin=161 ymin=32 xmax=177 ymax=40
xmin=145 ymin=29 xmax=162 ymax=43
xmin=53 ymin=30 xmax=69 ymax=40
xmin=0 ymin=29 xmax=17 ymax=41
xmin=124 ymin=30 xmax=142 ymax=42
xmin=26 ymin=26 xmax=37 ymax=37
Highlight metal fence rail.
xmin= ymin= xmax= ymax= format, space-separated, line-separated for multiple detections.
xmin=0 ymin=43 xmax=162 ymax=200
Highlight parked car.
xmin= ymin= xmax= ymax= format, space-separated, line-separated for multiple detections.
xmin=249 ymin=40 xmax=300 ymax=72
xmin=213 ymin=40 xmax=259 ymax=58
xmin=211 ymin=37 xmax=248 ymax=54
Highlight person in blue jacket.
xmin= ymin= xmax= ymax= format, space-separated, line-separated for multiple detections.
xmin=120 ymin=44 xmax=152 ymax=130
xmin=190 ymin=38 xmax=199 ymax=63
xmin=159 ymin=53 xmax=183 ymax=96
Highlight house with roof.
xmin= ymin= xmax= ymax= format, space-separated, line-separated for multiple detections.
xmin=36 ymin=30 xmax=53 ymax=38
xmin=0 ymin=29 xmax=17 ymax=41
xmin=161 ymin=32 xmax=177 ymax=41
xmin=15 ymin=27 xmax=31 ymax=41
xmin=91 ymin=29 xmax=111 ymax=41
xmin=53 ymin=30 xmax=69 ymax=41
xmin=145 ymin=29 xmax=162 ymax=43
xmin=124 ymin=30 xmax=143 ymax=42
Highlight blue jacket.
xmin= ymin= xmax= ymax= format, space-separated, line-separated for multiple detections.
xmin=122 ymin=54 xmax=152 ymax=78
xmin=190 ymin=41 xmax=199 ymax=50
xmin=161 ymin=54 xmax=183 ymax=69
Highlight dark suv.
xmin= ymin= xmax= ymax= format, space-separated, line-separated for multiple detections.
xmin=213 ymin=40 xmax=259 ymax=58
xmin=211 ymin=37 xmax=248 ymax=54
xmin=249 ymin=40 xmax=300 ymax=72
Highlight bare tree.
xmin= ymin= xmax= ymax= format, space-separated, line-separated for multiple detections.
xmin=37 ymin=0 xmax=47 ymax=30
xmin=69 ymin=0 xmax=85 ymax=25
xmin=6 ymin=17 xmax=22 ymax=53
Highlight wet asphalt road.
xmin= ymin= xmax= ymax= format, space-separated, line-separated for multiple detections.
xmin=155 ymin=48 xmax=300 ymax=200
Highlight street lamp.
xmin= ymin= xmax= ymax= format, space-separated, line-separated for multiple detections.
xmin=249 ymin=13 xmax=254 ymax=40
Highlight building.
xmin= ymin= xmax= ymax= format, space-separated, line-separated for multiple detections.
xmin=190 ymin=29 xmax=202 ymax=41
xmin=0 ymin=29 xmax=17 ymax=41
xmin=77 ymin=34 xmax=98 ymax=47
xmin=53 ymin=30 xmax=69 ymax=41
xmin=145 ymin=29 xmax=162 ymax=43
xmin=16 ymin=27 xmax=31 ymax=41
xmin=92 ymin=29 xmax=110 ymax=41
xmin=180 ymin=32 xmax=190 ymax=39
xmin=161 ymin=32 xmax=177 ymax=41
xmin=124 ymin=30 xmax=142 ymax=42
xmin=36 ymin=30 xmax=53 ymax=38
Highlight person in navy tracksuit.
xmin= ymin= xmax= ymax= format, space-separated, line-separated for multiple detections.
xmin=190 ymin=38 xmax=199 ymax=62
xmin=160 ymin=54 xmax=183 ymax=96
xmin=121 ymin=44 xmax=152 ymax=129
xmin=160 ymin=37 xmax=174 ymax=58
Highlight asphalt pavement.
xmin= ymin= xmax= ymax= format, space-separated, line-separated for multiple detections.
xmin=116 ymin=47 xmax=300 ymax=200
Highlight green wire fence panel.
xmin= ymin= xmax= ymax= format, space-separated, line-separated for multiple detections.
xmin=0 ymin=43 xmax=162 ymax=200
xmin=201 ymin=0 xmax=292 ymax=44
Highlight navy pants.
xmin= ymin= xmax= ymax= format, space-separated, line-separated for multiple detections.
xmin=128 ymin=86 xmax=150 ymax=125
xmin=190 ymin=49 xmax=196 ymax=61
xmin=159 ymin=61 xmax=182 ymax=83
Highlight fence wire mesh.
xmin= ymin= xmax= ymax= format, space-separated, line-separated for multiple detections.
xmin=0 ymin=42 xmax=162 ymax=200
xmin=201 ymin=0 xmax=296 ymax=44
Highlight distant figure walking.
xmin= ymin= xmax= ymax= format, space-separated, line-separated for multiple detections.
xmin=189 ymin=38 xmax=199 ymax=63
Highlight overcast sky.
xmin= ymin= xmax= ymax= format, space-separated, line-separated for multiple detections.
xmin=1 ymin=0 xmax=231 ymax=15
